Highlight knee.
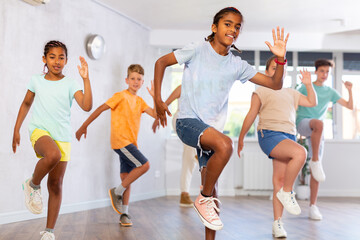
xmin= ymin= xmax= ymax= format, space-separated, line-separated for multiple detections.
xmin=141 ymin=161 xmax=150 ymax=173
xmin=48 ymin=178 xmax=63 ymax=195
xmin=45 ymin=150 xmax=62 ymax=166
xmin=312 ymin=119 xmax=323 ymax=132
xmin=295 ymin=146 xmax=307 ymax=165
xmin=216 ymin=136 xmax=233 ymax=158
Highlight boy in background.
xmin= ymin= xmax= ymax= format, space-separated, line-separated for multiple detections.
xmin=76 ymin=64 xmax=157 ymax=226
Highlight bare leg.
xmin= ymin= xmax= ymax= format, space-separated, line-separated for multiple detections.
xmin=120 ymin=162 xmax=150 ymax=188
xmin=120 ymin=173 xmax=131 ymax=206
xmin=310 ymin=175 xmax=319 ymax=205
xmin=32 ymin=136 xmax=62 ymax=185
xmin=272 ymin=159 xmax=286 ymax=220
xmin=46 ymin=161 xmax=67 ymax=229
xmin=199 ymin=127 xmax=233 ymax=196
xmin=308 ymin=119 xmax=323 ymax=205
xmin=201 ymin=167 xmax=217 ymax=240
xmin=309 ymin=119 xmax=323 ymax=161
xmin=269 ymin=139 xmax=306 ymax=192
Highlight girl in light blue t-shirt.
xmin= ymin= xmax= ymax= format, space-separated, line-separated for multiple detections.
xmin=12 ymin=41 xmax=93 ymax=240
xmin=154 ymin=7 xmax=289 ymax=238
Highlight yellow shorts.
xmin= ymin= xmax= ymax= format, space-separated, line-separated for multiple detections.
xmin=30 ymin=128 xmax=71 ymax=162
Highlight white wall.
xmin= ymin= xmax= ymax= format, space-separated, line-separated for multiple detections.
xmin=0 ymin=0 xmax=168 ymax=224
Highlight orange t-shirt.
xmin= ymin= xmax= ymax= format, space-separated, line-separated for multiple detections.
xmin=105 ymin=90 xmax=150 ymax=149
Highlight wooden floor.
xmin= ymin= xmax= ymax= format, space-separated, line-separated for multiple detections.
xmin=1 ymin=196 xmax=360 ymax=240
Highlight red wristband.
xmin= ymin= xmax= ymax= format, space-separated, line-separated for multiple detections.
xmin=274 ymin=58 xmax=287 ymax=65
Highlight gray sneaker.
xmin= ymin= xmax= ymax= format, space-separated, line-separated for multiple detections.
xmin=120 ymin=213 xmax=133 ymax=227
xmin=109 ymin=188 xmax=122 ymax=214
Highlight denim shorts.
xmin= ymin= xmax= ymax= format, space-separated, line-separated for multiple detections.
xmin=176 ymin=118 xmax=212 ymax=169
xmin=114 ymin=144 xmax=148 ymax=173
xmin=258 ymin=129 xmax=296 ymax=159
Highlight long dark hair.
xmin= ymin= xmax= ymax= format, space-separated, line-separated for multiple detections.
xmin=205 ymin=7 xmax=243 ymax=53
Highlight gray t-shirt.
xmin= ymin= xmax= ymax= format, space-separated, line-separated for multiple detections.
xmin=174 ymin=41 xmax=257 ymax=129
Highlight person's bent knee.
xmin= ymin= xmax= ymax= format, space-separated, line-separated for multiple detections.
xmin=45 ymin=150 xmax=62 ymax=166
xmin=216 ymin=135 xmax=233 ymax=157
xmin=294 ymin=145 xmax=307 ymax=165
xmin=311 ymin=119 xmax=323 ymax=132
xmin=141 ymin=161 xmax=150 ymax=172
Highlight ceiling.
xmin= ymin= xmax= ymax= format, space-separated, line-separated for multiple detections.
xmin=95 ymin=0 xmax=360 ymax=34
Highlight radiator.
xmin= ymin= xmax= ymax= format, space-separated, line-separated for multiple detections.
xmin=243 ymin=151 xmax=273 ymax=190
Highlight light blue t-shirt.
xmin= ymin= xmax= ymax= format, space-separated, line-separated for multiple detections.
xmin=174 ymin=41 xmax=257 ymax=129
xmin=27 ymin=74 xmax=82 ymax=142
xmin=296 ymin=83 xmax=341 ymax=125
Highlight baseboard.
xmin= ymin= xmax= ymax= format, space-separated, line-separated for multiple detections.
xmin=0 ymin=190 xmax=166 ymax=225
xmin=235 ymin=189 xmax=273 ymax=196
xmin=318 ymin=189 xmax=360 ymax=197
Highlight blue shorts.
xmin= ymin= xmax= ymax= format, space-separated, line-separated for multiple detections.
xmin=176 ymin=118 xmax=212 ymax=169
xmin=258 ymin=129 xmax=296 ymax=159
xmin=114 ymin=144 xmax=148 ymax=173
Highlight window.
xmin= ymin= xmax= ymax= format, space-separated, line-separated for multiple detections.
xmin=342 ymin=53 xmax=360 ymax=139
xmin=224 ymin=51 xmax=256 ymax=137
xmin=168 ymin=50 xmax=358 ymax=140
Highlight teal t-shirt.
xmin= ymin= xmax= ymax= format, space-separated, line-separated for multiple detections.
xmin=296 ymin=83 xmax=341 ymax=125
xmin=27 ymin=74 xmax=82 ymax=142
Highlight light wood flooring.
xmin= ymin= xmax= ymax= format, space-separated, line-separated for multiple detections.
xmin=1 ymin=196 xmax=360 ymax=240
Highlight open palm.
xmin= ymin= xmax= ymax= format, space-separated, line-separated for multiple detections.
xmin=265 ymin=27 xmax=289 ymax=58
xmin=77 ymin=56 xmax=89 ymax=79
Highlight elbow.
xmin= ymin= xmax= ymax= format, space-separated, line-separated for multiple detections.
xmin=310 ymin=99 xmax=318 ymax=107
xmin=155 ymin=58 xmax=164 ymax=70
xmin=83 ymin=104 xmax=93 ymax=112
xmin=272 ymin=83 xmax=282 ymax=90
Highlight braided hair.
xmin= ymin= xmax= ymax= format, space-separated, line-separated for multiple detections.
xmin=43 ymin=40 xmax=68 ymax=73
xmin=205 ymin=7 xmax=243 ymax=53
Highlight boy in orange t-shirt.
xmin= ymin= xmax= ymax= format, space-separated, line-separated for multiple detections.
xmin=76 ymin=64 xmax=157 ymax=226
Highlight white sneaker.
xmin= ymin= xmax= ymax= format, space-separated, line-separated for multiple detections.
xmin=276 ymin=187 xmax=301 ymax=215
xmin=22 ymin=178 xmax=43 ymax=214
xmin=309 ymin=160 xmax=326 ymax=182
xmin=40 ymin=231 xmax=55 ymax=240
xmin=272 ymin=218 xmax=287 ymax=238
xmin=309 ymin=205 xmax=323 ymax=220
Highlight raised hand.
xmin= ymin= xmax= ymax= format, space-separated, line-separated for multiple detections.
xmin=299 ymin=69 xmax=312 ymax=85
xmin=343 ymin=81 xmax=353 ymax=91
xmin=265 ymin=27 xmax=289 ymax=58
xmin=147 ymin=80 xmax=155 ymax=98
xmin=77 ymin=56 xmax=89 ymax=80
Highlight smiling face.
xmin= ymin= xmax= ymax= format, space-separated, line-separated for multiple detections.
xmin=126 ymin=71 xmax=144 ymax=94
xmin=42 ymin=47 xmax=67 ymax=78
xmin=212 ymin=12 xmax=242 ymax=48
